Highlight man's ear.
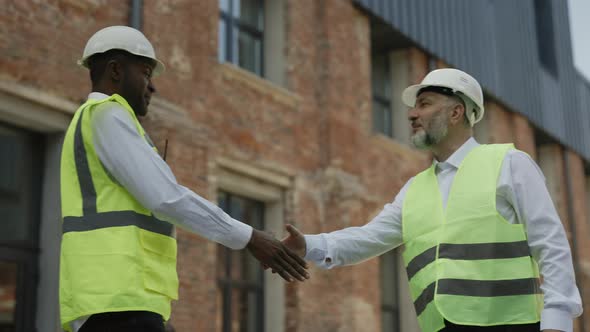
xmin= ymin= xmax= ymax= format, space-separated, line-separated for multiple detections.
xmin=450 ymin=103 xmax=466 ymax=125
xmin=106 ymin=59 xmax=123 ymax=82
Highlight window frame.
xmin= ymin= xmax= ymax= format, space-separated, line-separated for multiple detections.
xmin=219 ymin=0 xmax=265 ymax=77
xmin=217 ymin=191 xmax=265 ymax=332
xmin=371 ymin=52 xmax=394 ymax=137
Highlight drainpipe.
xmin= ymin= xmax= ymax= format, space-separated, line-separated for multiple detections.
xmin=563 ymin=149 xmax=586 ymax=332
xmin=129 ymin=0 xmax=143 ymax=30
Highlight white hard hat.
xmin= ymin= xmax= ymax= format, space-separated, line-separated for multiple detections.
xmin=78 ymin=26 xmax=165 ymax=76
xmin=402 ymin=68 xmax=484 ymax=126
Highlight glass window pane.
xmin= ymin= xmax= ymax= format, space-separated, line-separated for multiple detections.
xmin=373 ymin=103 xmax=384 ymax=134
xmin=218 ymin=191 xmax=229 ymax=213
xmin=230 ymin=250 xmax=244 ymax=280
xmin=238 ymin=0 xmax=263 ymax=30
xmin=372 ymin=54 xmax=392 ymax=99
xmin=220 ymin=0 xmax=230 ymax=12
xmin=0 ymin=262 xmax=17 ymax=328
xmin=231 ymin=288 xmax=241 ymax=332
xmin=238 ymin=31 xmax=262 ymax=76
xmin=243 ymin=249 xmax=262 ymax=283
xmin=0 ymin=127 xmax=32 ymax=242
xmin=246 ymin=291 xmax=260 ymax=332
xmin=232 ymin=0 xmax=240 ymax=18
xmin=373 ymin=101 xmax=393 ymax=136
xmin=384 ymin=105 xmax=393 ymax=137
xmin=232 ymin=26 xmax=240 ymax=64
xmin=244 ymin=200 xmax=264 ymax=230
xmin=229 ymin=195 xmax=245 ymax=221
xmin=219 ymin=20 xmax=228 ymax=63
xmin=228 ymin=289 xmax=262 ymax=332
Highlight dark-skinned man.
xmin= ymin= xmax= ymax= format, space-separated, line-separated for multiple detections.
xmin=279 ymin=69 xmax=582 ymax=332
xmin=60 ymin=26 xmax=309 ymax=332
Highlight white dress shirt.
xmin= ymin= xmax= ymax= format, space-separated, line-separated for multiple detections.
xmin=87 ymin=92 xmax=253 ymax=249
xmin=305 ymin=137 xmax=582 ymax=331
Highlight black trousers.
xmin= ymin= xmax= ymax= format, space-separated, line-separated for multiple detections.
xmin=78 ymin=311 xmax=165 ymax=332
xmin=441 ymin=319 xmax=541 ymax=332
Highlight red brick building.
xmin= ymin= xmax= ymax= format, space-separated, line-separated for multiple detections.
xmin=0 ymin=1 xmax=588 ymax=331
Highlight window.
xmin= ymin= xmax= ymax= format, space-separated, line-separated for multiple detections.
xmin=534 ymin=0 xmax=558 ymax=77
xmin=219 ymin=0 xmax=265 ymax=77
xmin=217 ymin=191 xmax=265 ymax=332
xmin=372 ymin=53 xmax=393 ymax=137
xmin=380 ymin=249 xmax=400 ymax=332
xmin=0 ymin=123 xmax=42 ymax=332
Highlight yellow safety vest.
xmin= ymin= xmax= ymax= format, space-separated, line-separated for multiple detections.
xmin=402 ymin=144 xmax=542 ymax=332
xmin=59 ymin=94 xmax=178 ymax=330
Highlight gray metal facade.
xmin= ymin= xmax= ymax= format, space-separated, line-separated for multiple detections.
xmin=355 ymin=0 xmax=590 ymax=161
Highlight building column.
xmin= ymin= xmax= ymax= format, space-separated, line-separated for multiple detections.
xmin=564 ymin=150 xmax=590 ymax=331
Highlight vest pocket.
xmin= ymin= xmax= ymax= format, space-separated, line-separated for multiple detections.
xmin=139 ymin=230 xmax=179 ymax=299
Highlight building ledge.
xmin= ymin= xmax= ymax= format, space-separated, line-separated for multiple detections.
xmin=219 ymin=62 xmax=301 ymax=110
xmin=0 ymin=78 xmax=78 ymax=132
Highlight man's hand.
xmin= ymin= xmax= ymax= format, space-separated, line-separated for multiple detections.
xmin=282 ymin=224 xmax=306 ymax=257
xmin=247 ymin=229 xmax=309 ymax=282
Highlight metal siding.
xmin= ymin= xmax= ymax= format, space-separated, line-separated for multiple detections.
xmin=354 ymin=0 xmax=589 ymax=160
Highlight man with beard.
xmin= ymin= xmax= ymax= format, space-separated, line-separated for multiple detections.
xmin=60 ymin=26 xmax=309 ymax=332
xmin=279 ymin=69 xmax=582 ymax=332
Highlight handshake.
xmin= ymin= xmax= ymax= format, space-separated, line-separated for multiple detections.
xmin=246 ymin=224 xmax=308 ymax=282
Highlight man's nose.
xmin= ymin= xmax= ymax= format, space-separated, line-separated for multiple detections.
xmin=408 ymin=107 xmax=418 ymax=122
xmin=148 ymin=80 xmax=156 ymax=94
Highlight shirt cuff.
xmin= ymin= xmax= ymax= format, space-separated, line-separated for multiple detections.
xmin=540 ymin=307 xmax=573 ymax=332
xmin=224 ymin=217 xmax=254 ymax=250
xmin=305 ymin=234 xmax=333 ymax=267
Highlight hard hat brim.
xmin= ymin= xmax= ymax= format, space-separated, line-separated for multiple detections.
xmin=402 ymin=84 xmax=436 ymax=107
xmin=77 ymin=52 xmax=165 ymax=77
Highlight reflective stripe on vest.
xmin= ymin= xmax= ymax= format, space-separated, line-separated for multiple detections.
xmin=63 ymin=211 xmax=173 ymax=237
xmin=74 ymin=108 xmax=97 ymax=215
xmin=414 ymin=278 xmax=541 ymax=316
xmin=406 ymin=241 xmax=531 ymax=280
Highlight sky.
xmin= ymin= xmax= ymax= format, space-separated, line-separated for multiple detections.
xmin=568 ymin=0 xmax=590 ymax=82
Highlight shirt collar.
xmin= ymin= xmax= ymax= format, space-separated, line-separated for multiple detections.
xmin=432 ymin=137 xmax=480 ymax=169
xmin=88 ymin=92 xmax=110 ymax=101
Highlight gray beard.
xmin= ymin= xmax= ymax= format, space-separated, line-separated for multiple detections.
xmin=411 ymin=111 xmax=449 ymax=149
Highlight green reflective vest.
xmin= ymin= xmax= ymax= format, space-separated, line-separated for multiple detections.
xmin=59 ymin=94 xmax=178 ymax=330
xmin=402 ymin=144 xmax=542 ymax=332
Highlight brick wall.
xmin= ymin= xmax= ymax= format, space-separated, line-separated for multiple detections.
xmin=1 ymin=0 xmax=588 ymax=331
